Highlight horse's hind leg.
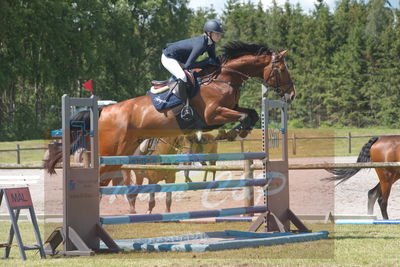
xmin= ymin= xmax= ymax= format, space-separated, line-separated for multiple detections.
xmin=210 ymin=161 xmax=216 ymax=181
xmin=375 ymin=169 xmax=393 ymax=219
xmin=127 ymin=194 xmax=138 ymax=214
xmin=147 ymin=193 xmax=155 ymax=214
xmin=165 ymin=192 xmax=172 ymax=213
xmin=184 ymin=169 xmax=192 ymax=183
xmin=367 ymin=183 xmax=381 ymax=215
xmin=201 ymin=162 xmax=208 ymax=182
xmin=378 ymin=195 xmax=389 ymax=219
xmin=378 ymin=182 xmax=392 ymax=220
xmin=165 ymin=172 xmax=176 ymax=213
xmin=127 ymin=170 xmax=143 ymax=214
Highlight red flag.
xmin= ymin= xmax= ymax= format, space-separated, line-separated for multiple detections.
xmin=83 ymin=79 xmax=93 ymax=94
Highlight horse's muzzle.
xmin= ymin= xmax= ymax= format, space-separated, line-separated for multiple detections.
xmin=284 ymin=86 xmax=296 ymax=104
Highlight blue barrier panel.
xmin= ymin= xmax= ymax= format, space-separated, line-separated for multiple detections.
xmin=100 ymin=178 xmax=269 ymax=195
xmin=215 ymin=217 xmax=254 ymax=222
xmin=100 ymin=152 xmax=265 ymax=165
xmin=373 ymin=219 xmax=400 ymax=224
xmin=100 ymin=206 xmax=267 ymax=225
xmin=336 ymin=219 xmax=400 ymax=225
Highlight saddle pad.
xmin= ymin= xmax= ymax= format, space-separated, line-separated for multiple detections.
xmin=148 ymin=90 xmax=182 ymax=111
xmin=148 ymin=75 xmax=200 ymax=111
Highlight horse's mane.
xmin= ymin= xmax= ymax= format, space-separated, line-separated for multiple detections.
xmin=219 ymin=41 xmax=272 ymax=63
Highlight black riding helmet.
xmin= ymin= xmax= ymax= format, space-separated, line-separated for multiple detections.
xmin=203 ymin=19 xmax=225 ymax=34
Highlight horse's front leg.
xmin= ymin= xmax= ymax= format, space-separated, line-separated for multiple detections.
xmin=207 ymin=106 xmax=258 ymax=140
xmin=231 ymin=107 xmax=259 ymax=138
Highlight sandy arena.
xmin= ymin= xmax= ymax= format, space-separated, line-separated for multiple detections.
xmin=1 ymin=156 xmax=399 ymax=221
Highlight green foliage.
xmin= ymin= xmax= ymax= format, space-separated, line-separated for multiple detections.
xmin=1 ymin=0 xmax=400 ymax=140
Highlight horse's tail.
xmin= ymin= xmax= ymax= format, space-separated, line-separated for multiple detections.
xmin=326 ymin=136 xmax=379 ymax=184
xmin=43 ymin=144 xmax=63 ymax=174
xmin=43 ymin=108 xmax=103 ymax=174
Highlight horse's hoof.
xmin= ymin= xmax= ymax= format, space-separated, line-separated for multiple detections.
xmin=215 ymin=130 xmax=227 ymax=140
xmin=146 ymin=210 xmax=152 ymax=214
xmin=226 ymin=130 xmax=238 ymax=141
xmin=185 ymin=178 xmax=193 ymax=183
xmin=129 ymin=210 xmax=137 ymax=214
xmin=238 ymin=129 xmax=251 ymax=138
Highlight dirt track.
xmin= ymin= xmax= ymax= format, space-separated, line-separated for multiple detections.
xmin=1 ymin=156 xmax=399 ymax=219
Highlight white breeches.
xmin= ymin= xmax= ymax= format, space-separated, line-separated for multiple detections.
xmin=161 ymin=54 xmax=187 ymax=82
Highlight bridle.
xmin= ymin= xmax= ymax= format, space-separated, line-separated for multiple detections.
xmin=200 ymin=53 xmax=293 ymax=96
xmin=264 ymin=53 xmax=294 ymax=96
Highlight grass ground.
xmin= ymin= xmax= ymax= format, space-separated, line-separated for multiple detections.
xmin=0 ymin=221 xmax=398 ymax=266
xmin=0 ymin=140 xmax=49 ymax=164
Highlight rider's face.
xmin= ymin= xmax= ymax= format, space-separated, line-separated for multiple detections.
xmin=210 ymin=32 xmax=222 ymax=43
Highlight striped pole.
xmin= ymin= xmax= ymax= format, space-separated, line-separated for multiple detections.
xmin=100 ymin=152 xmax=265 ymax=165
xmin=100 ymin=206 xmax=267 ymax=225
xmin=100 ymin=178 xmax=269 ymax=195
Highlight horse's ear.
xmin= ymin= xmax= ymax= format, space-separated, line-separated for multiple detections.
xmin=278 ymin=50 xmax=288 ymax=58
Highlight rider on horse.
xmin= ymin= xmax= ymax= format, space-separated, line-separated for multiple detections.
xmin=161 ymin=19 xmax=224 ymax=117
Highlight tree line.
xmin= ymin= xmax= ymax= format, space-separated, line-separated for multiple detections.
xmin=0 ymin=0 xmax=399 ymax=141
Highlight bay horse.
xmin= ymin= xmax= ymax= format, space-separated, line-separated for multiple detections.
xmin=124 ymin=136 xmax=185 ymax=214
xmin=44 ymin=41 xmax=295 ymax=186
xmin=183 ymin=132 xmax=218 ymax=182
xmin=125 ymin=134 xmax=216 ymax=214
xmin=327 ymin=136 xmax=400 ymax=219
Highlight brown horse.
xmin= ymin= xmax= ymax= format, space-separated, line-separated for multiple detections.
xmin=183 ymin=132 xmax=218 ymax=182
xmin=126 ymin=134 xmax=218 ymax=213
xmin=327 ymin=136 xmax=400 ymax=219
xmin=124 ymin=136 xmax=185 ymax=214
xmin=45 ymin=41 xmax=295 ymax=185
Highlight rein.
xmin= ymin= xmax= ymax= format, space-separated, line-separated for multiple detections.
xmin=199 ymin=67 xmax=245 ymax=90
xmin=199 ymin=53 xmax=293 ymax=93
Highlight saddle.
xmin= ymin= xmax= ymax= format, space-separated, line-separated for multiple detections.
xmin=148 ymin=70 xmax=201 ymax=122
xmin=150 ymin=70 xmax=196 ymax=94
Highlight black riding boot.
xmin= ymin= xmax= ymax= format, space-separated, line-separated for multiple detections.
xmin=174 ymin=79 xmax=193 ymax=121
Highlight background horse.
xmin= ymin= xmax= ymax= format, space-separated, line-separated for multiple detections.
xmin=45 ymin=41 xmax=295 ymax=187
xmin=124 ymin=136 xmax=185 ymax=214
xmin=125 ymin=134 xmax=216 ymax=214
xmin=327 ymin=136 xmax=400 ymax=219
xmin=183 ymin=132 xmax=218 ymax=182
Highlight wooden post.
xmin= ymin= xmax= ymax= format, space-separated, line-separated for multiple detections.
xmin=348 ymin=132 xmax=352 ymax=154
xmin=16 ymin=144 xmax=20 ymax=164
xmin=244 ymin=159 xmax=254 ymax=216
xmin=292 ymin=133 xmax=296 ymax=155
